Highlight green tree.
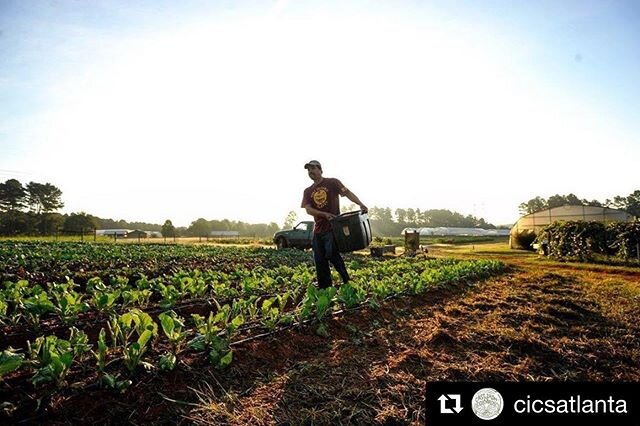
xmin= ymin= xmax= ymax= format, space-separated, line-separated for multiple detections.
xmin=547 ymin=194 xmax=566 ymax=208
xmin=582 ymin=198 xmax=602 ymax=207
xmin=63 ymin=212 xmax=98 ymax=233
xmin=188 ymin=218 xmax=211 ymax=241
xmin=406 ymin=208 xmax=416 ymax=224
xmin=0 ymin=179 xmax=27 ymax=212
xmin=38 ymin=213 xmax=65 ymax=235
xmin=395 ymin=208 xmax=407 ymax=224
xmin=564 ymin=193 xmax=581 ymax=205
xmin=625 ymin=190 xmax=640 ymax=217
xmin=0 ymin=211 xmax=32 ymax=235
xmin=518 ymin=196 xmax=547 ymax=215
xmin=381 ymin=207 xmax=393 ymax=223
xmin=161 ymin=220 xmax=176 ymax=239
xmin=26 ymin=182 xmax=64 ymax=214
xmin=614 ymin=190 xmax=640 ymax=217
xmin=283 ymin=211 xmax=298 ymax=229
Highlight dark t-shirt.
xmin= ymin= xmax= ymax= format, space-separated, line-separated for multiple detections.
xmin=301 ymin=177 xmax=349 ymax=234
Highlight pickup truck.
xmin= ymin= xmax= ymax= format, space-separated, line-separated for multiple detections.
xmin=273 ymin=221 xmax=314 ymax=250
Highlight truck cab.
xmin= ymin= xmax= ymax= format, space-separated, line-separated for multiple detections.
xmin=273 ymin=221 xmax=314 ymax=250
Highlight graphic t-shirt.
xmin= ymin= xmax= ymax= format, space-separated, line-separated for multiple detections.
xmin=301 ymin=177 xmax=348 ymax=234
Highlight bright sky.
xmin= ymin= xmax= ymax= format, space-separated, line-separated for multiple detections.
xmin=1 ymin=0 xmax=639 ymax=227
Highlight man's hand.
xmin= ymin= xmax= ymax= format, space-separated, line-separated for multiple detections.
xmin=324 ymin=212 xmax=336 ymax=220
xmin=359 ymin=205 xmax=368 ymax=214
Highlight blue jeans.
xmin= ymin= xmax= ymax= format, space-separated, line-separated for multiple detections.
xmin=312 ymin=231 xmax=350 ymax=289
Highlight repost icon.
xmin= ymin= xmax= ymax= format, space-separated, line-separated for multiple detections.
xmin=438 ymin=394 xmax=463 ymax=414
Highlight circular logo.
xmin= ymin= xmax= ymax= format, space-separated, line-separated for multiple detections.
xmin=312 ymin=188 xmax=328 ymax=208
xmin=471 ymin=388 xmax=503 ymax=420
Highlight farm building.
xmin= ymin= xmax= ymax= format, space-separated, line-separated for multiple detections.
xmin=95 ymin=229 xmax=131 ymax=238
xmin=127 ymin=230 xmax=149 ymax=239
xmin=401 ymin=227 xmax=510 ymax=237
xmin=510 ymin=205 xmax=635 ymax=248
xmin=210 ymin=231 xmax=240 ymax=238
xmin=96 ymin=229 xmax=159 ymax=239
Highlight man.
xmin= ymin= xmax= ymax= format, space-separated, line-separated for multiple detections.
xmin=301 ymin=160 xmax=368 ymax=289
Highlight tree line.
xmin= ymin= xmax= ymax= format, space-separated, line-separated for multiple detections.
xmin=183 ymin=218 xmax=280 ymax=239
xmin=519 ymin=190 xmax=640 ymax=217
xmin=339 ymin=205 xmax=499 ymax=237
xmin=0 ymin=179 xmax=280 ymax=238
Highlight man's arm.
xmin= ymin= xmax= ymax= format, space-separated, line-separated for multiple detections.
xmin=343 ymin=191 xmax=368 ymax=213
xmin=303 ymin=204 xmax=336 ymax=220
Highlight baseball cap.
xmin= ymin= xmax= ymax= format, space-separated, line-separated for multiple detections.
xmin=304 ymin=160 xmax=322 ymax=170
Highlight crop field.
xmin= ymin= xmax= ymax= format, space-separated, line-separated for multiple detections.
xmin=0 ymin=241 xmax=504 ymax=423
xmin=0 ymin=240 xmax=638 ymax=424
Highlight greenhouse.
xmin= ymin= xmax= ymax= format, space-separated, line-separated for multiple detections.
xmin=510 ymin=205 xmax=635 ymax=248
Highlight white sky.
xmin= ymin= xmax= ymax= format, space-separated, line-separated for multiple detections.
xmin=2 ymin=1 xmax=639 ymax=227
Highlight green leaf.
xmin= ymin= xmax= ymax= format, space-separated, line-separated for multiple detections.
xmin=316 ymin=294 xmax=329 ymax=319
xmin=231 ymin=315 xmax=244 ymax=328
xmin=59 ymin=351 xmax=74 ymax=368
xmin=137 ymin=330 xmax=153 ymax=348
xmin=159 ymin=312 xmax=175 ymax=337
xmin=0 ymin=350 xmax=23 ymax=377
xmin=219 ymin=350 xmax=233 ymax=369
xmin=188 ymin=335 xmax=206 ymax=352
xmin=158 ymin=353 xmax=176 ymax=371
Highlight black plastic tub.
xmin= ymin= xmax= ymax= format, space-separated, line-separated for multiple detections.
xmin=330 ymin=211 xmax=372 ymax=253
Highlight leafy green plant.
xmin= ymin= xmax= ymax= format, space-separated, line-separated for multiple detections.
xmin=123 ymin=329 xmax=155 ymax=373
xmin=189 ymin=311 xmax=235 ymax=369
xmin=173 ymin=270 xmax=207 ymax=298
xmin=296 ymin=286 xmax=336 ymax=337
xmin=314 ymin=287 xmax=336 ymax=321
xmin=157 ymin=283 xmax=181 ymax=309
xmin=95 ymin=328 xmax=108 ymax=373
xmin=29 ymin=335 xmax=75 ymax=387
xmin=158 ymin=310 xmax=187 ymax=371
xmin=100 ymin=372 xmax=132 ymax=392
xmin=159 ymin=310 xmax=187 ymax=352
xmin=276 ymin=291 xmax=290 ymax=311
xmin=2 ymin=279 xmax=30 ymax=304
xmin=261 ymin=305 xmax=280 ymax=331
xmin=92 ymin=289 xmax=121 ymax=314
xmin=51 ymin=288 xmax=89 ymax=324
xmin=107 ymin=309 xmax=158 ymax=374
xmin=0 ymin=348 xmax=23 ymax=379
xmin=20 ymin=292 xmax=55 ymax=326
xmin=92 ymin=326 xmax=130 ymax=390
xmin=158 ymin=352 xmax=177 ymax=371
xmin=0 ymin=295 xmax=8 ymax=324
xmin=337 ymin=282 xmax=366 ymax=309
xmin=190 ymin=312 xmax=222 ymax=347
xmin=121 ymin=288 xmax=152 ymax=308
xmin=247 ymin=297 xmax=259 ymax=320
xmin=69 ymin=326 xmax=91 ymax=358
